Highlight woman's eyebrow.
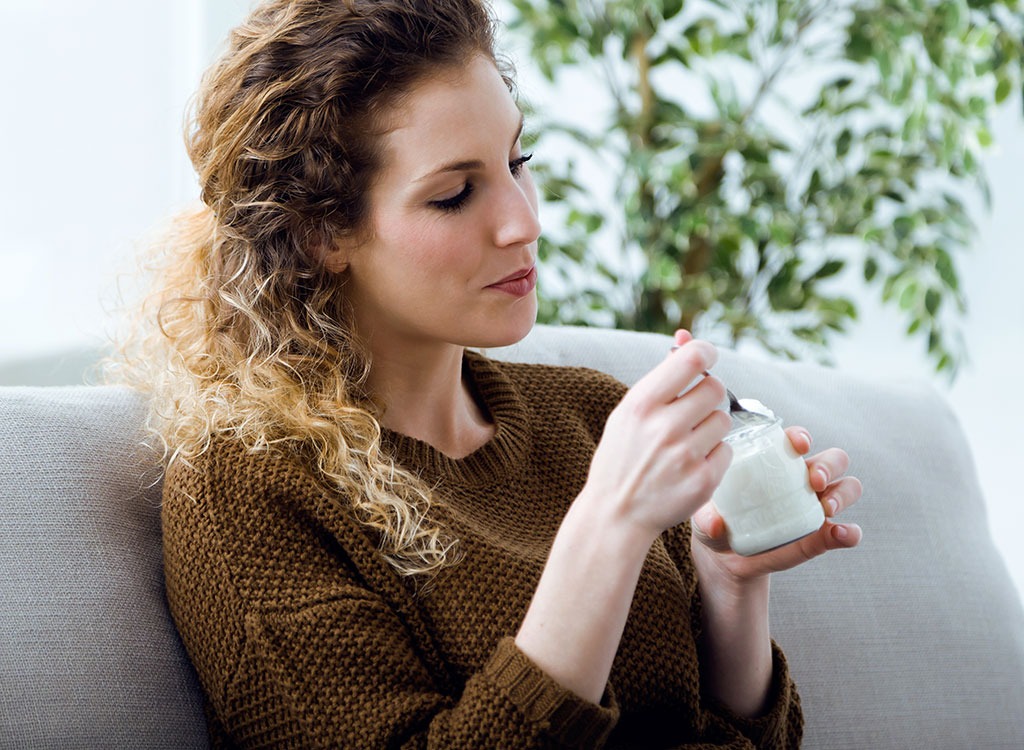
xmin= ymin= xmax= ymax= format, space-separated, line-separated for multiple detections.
xmin=414 ymin=113 xmax=525 ymax=183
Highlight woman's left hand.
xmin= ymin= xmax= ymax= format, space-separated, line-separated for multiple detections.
xmin=691 ymin=426 xmax=863 ymax=583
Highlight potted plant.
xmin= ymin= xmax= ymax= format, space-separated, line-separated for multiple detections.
xmin=506 ymin=0 xmax=1023 ymax=374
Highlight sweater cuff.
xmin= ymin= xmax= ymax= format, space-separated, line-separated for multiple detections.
xmin=483 ymin=637 xmax=620 ymax=748
xmin=703 ymin=641 xmax=803 ymax=748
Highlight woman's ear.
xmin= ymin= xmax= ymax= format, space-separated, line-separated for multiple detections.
xmin=322 ymin=239 xmax=353 ymax=274
xmin=324 ymin=252 xmax=349 ymax=274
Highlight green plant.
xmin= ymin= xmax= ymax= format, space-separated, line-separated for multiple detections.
xmin=507 ymin=0 xmax=1023 ymax=374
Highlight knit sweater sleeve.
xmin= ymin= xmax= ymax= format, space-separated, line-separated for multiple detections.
xmin=232 ymin=596 xmax=619 ymax=748
xmin=162 ymin=442 xmax=619 ymax=750
xmin=660 ymin=523 xmax=805 ymax=749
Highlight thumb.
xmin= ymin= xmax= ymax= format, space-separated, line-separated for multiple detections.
xmin=692 ymin=502 xmax=732 ymax=553
xmin=667 ymin=329 xmax=694 ymax=358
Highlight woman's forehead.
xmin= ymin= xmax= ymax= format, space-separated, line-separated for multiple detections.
xmin=376 ymin=55 xmax=521 ymax=180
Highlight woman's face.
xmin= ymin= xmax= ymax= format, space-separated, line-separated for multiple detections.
xmin=336 ymin=53 xmax=541 ymax=357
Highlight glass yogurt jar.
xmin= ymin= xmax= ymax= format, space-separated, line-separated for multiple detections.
xmin=711 ymin=404 xmax=825 ymax=556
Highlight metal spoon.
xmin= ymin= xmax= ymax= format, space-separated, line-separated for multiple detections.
xmin=710 ymin=372 xmax=750 ymax=415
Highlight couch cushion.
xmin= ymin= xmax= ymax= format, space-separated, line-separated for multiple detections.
xmin=0 ymin=386 xmax=208 ymax=749
xmin=492 ymin=324 xmax=1024 ymax=749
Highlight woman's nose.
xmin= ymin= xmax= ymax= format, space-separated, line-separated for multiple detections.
xmin=493 ymin=172 xmax=541 ymax=250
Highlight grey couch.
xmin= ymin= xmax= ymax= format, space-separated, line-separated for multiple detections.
xmin=2 ymin=324 xmax=1022 ymax=749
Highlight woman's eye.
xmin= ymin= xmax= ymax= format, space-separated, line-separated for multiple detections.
xmin=428 ymin=154 xmax=532 ymax=214
xmin=510 ymin=152 xmax=533 ymax=177
xmin=430 ymin=183 xmax=474 ymax=213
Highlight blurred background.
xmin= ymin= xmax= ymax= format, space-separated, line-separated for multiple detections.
xmin=1 ymin=0 xmax=1021 ymax=599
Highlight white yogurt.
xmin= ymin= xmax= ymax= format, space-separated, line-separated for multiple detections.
xmin=711 ymin=416 xmax=825 ymax=556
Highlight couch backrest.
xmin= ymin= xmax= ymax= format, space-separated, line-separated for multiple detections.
xmin=2 ymin=324 xmax=1023 ymax=749
xmin=0 ymin=385 xmax=209 ymax=749
xmin=492 ymin=325 xmax=1024 ymax=749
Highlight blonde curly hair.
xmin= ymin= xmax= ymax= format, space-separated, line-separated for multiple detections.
xmin=112 ymin=0 xmax=504 ymax=578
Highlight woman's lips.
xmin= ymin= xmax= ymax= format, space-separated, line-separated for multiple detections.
xmin=486 ymin=266 xmax=537 ymax=297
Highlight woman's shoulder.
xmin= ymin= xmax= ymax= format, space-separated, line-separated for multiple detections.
xmin=160 ymin=435 xmax=375 ymax=599
xmin=162 ymin=435 xmax=317 ymax=512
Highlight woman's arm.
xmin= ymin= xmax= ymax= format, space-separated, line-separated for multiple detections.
xmin=516 ymin=337 xmax=732 ymax=704
xmin=695 ymin=571 xmax=774 ymax=717
xmin=690 ymin=427 xmax=863 ymax=717
xmin=517 ymin=326 xmax=863 ymax=734
xmin=513 ymin=495 xmax=651 ymax=704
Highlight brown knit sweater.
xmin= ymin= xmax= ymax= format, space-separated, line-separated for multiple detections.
xmin=162 ymin=352 xmax=804 ymax=748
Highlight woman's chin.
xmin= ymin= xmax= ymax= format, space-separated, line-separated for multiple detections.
xmin=468 ymin=302 xmax=538 ymax=350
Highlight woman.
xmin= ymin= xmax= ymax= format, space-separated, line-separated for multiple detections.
xmin=124 ymin=0 xmax=863 ymax=746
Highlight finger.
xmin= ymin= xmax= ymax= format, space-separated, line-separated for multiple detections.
xmin=683 ymin=407 xmax=732 ymax=458
xmin=692 ymin=502 xmax=730 ymax=552
xmin=783 ymin=425 xmax=812 ymax=455
xmin=805 ymin=447 xmax=851 ymax=493
xmin=755 ymin=521 xmax=863 ymax=572
xmin=781 ymin=521 xmax=863 ymax=566
xmin=664 ymin=375 xmax=728 ymax=430
xmin=661 ymin=411 xmax=731 ymax=495
xmin=635 ymin=339 xmax=719 ymax=405
xmin=664 ymin=330 xmax=693 ymax=360
xmin=706 ymin=437 xmax=732 ymax=475
xmin=824 ymin=521 xmax=863 ymax=550
xmin=796 ymin=520 xmax=863 ymax=557
xmin=683 ymin=439 xmax=733 ymax=517
xmin=820 ymin=475 xmax=863 ymax=518
xmin=673 ymin=329 xmax=693 ymax=347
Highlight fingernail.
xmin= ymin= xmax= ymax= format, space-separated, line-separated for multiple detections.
xmin=826 ymin=497 xmax=839 ymax=516
xmin=832 ymin=524 xmax=848 ymax=540
xmin=817 ymin=468 xmax=829 ymax=486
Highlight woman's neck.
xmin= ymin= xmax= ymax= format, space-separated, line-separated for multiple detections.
xmin=367 ymin=343 xmax=494 ymax=459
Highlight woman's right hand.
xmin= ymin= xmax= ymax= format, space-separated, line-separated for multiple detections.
xmin=580 ymin=331 xmax=733 ymax=543
xmin=515 ymin=331 xmax=733 ymax=705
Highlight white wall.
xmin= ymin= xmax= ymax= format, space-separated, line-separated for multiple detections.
xmin=0 ymin=1 xmax=196 ymax=359
xmin=2 ymin=2 xmax=1021 ymax=600
xmin=0 ymin=0 xmax=252 ymax=360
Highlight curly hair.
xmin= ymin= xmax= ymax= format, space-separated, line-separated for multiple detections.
xmin=112 ymin=0 xmax=504 ymax=579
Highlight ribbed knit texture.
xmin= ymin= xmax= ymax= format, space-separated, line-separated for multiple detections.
xmin=162 ymin=352 xmax=803 ymax=748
